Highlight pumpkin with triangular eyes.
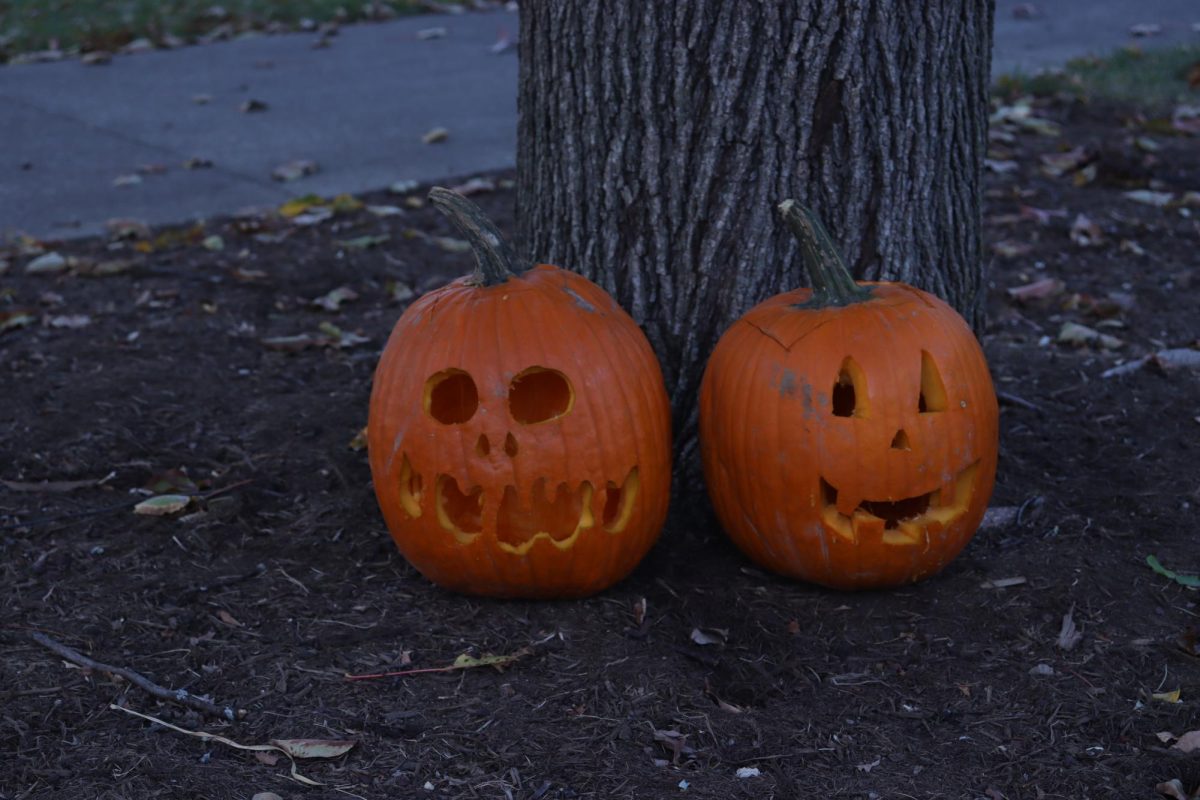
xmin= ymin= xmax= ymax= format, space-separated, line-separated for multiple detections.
xmin=699 ymin=201 xmax=998 ymax=590
xmin=368 ymin=189 xmax=672 ymax=599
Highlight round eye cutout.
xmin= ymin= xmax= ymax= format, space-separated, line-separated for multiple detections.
xmin=425 ymin=369 xmax=479 ymax=424
xmin=509 ymin=367 xmax=574 ymax=424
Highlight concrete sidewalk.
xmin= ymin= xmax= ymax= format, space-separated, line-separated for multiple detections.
xmin=1 ymin=2 xmax=1196 ymax=241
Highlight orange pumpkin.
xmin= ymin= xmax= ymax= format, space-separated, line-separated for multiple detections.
xmin=699 ymin=201 xmax=998 ymax=590
xmin=368 ymin=188 xmax=672 ymax=598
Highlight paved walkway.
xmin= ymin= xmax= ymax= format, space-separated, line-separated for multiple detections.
xmin=1 ymin=2 xmax=1196 ymax=240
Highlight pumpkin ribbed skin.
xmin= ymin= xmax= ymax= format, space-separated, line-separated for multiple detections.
xmin=700 ymin=282 xmax=998 ymax=589
xmin=369 ymin=264 xmax=672 ymax=599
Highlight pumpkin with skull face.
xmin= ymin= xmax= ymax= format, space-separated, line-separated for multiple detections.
xmin=368 ymin=188 xmax=672 ymax=598
xmin=699 ymin=201 xmax=998 ymax=590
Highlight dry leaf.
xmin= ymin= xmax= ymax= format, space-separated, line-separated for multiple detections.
xmin=310 ymin=286 xmax=359 ymax=311
xmin=270 ymin=739 xmax=356 ymax=760
xmin=1124 ymin=190 xmax=1174 ymax=207
xmin=690 ymin=628 xmax=728 ymax=646
xmin=981 ymin=576 xmax=1027 ymax=589
xmin=1057 ymin=606 xmax=1083 ymax=651
xmin=1173 ymin=730 xmax=1200 ymax=754
xmin=1058 ymin=322 xmax=1123 ymax=349
xmin=422 ymin=127 xmax=449 ymax=144
xmin=991 ymin=240 xmax=1033 ymax=259
xmin=134 ymin=495 xmax=191 ymax=516
xmin=1006 ymin=278 xmax=1064 ymax=303
xmin=216 ymin=610 xmax=242 ymax=627
xmin=1152 ymin=689 xmax=1182 ymax=704
xmin=1156 ymin=779 xmax=1192 ymax=800
xmin=1069 ymin=214 xmax=1104 ymax=247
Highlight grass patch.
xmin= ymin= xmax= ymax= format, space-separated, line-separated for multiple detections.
xmin=0 ymin=0 xmax=427 ymax=59
xmin=995 ymin=44 xmax=1200 ymax=110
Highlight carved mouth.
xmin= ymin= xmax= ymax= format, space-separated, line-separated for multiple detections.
xmin=819 ymin=462 xmax=979 ymax=546
xmin=427 ymin=467 xmax=640 ymax=554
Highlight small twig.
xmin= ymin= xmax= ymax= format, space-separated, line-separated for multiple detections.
xmin=30 ymin=631 xmax=240 ymax=720
xmin=0 ymin=478 xmax=255 ymax=532
xmin=996 ymin=390 xmax=1043 ymax=414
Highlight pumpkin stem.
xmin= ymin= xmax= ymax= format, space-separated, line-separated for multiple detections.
xmin=778 ymin=199 xmax=873 ymax=307
xmin=428 ymin=187 xmax=520 ymax=286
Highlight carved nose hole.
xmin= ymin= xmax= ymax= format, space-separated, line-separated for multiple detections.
xmin=475 ymin=434 xmax=490 ymax=457
xmin=504 ymin=432 xmax=519 ymax=458
xmin=890 ymin=429 xmax=911 ymax=451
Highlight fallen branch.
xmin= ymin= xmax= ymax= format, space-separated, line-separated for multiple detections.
xmin=109 ymin=704 xmax=354 ymax=786
xmin=30 ymin=631 xmax=240 ymax=720
xmin=345 ymin=647 xmax=531 ymax=681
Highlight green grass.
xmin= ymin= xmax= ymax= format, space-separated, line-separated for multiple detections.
xmin=994 ymin=44 xmax=1200 ymax=110
xmin=0 ymin=0 xmax=424 ymax=59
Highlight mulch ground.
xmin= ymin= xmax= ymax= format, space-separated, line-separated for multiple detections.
xmin=2 ymin=96 xmax=1199 ymax=800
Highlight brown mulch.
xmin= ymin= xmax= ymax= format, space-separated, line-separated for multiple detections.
xmin=2 ymin=99 xmax=1199 ymax=799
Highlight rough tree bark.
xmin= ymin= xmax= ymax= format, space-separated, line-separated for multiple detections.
xmin=517 ymin=1 xmax=994 ymax=483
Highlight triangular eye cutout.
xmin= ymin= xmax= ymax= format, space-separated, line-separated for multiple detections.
xmin=832 ymin=356 xmax=869 ymax=418
xmin=918 ymin=351 xmax=948 ymax=413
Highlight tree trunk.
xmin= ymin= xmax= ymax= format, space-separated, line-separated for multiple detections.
xmin=517 ymin=1 xmax=994 ymax=485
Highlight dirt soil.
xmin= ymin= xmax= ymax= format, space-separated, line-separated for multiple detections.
xmin=3 ymin=99 xmax=1200 ymax=800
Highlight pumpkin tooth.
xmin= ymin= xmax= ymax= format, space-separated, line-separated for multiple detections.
xmin=835 ymin=491 xmax=862 ymax=518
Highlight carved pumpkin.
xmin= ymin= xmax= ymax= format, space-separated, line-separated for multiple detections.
xmin=368 ymin=188 xmax=672 ymax=598
xmin=699 ymin=201 xmax=998 ymax=590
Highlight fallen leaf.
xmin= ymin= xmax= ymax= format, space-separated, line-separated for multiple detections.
xmin=1124 ymin=190 xmax=1174 ymax=207
xmin=1020 ymin=205 xmax=1069 ymax=225
xmin=182 ymin=157 xmax=214 ymax=170
xmin=367 ymin=204 xmax=405 ymax=217
xmin=1152 ymin=349 xmax=1200 ymax=371
xmin=272 ymin=160 xmax=319 ymax=182
xmin=1135 ymin=136 xmax=1161 ymax=153
xmin=134 ymin=495 xmax=191 ymax=516
xmin=417 ymin=26 xmax=447 ymax=39
xmin=270 ymin=739 xmax=356 ymax=759
xmin=1040 ymin=146 xmax=1091 ymax=177
xmin=239 ymin=98 xmax=269 ymax=113
xmin=1029 ymin=663 xmax=1055 ymax=676
xmin=450 ymin=177 xmax=496 ymax=196
xmin=1129 ymin=22 xmax=1162 ymax=37
xmin=1007 ymin=277 xmax=1064 ymax=303
xmin=735 ymin=767 xmax=761 ymax=779
xmin=251 ymin=789 xmax=281 ymax=798
xmin=389 ymin=179 xmax=419 ymax=195
xmin=1157 ymin=731 xmax=1177 ymax=744
xmin=202 ymin=235 xmax=224 ymax=251
xmin=386 ymin=281 xmax=415 ymax=303
xmin=330 ymin=194 xmax=363 ymax=214
xmin=348 ymin=426 xmax=368 ymax=451
xmin=1057 ymin=606 xmax=1083 ymax=651
xmin=216 ymin=610 xmax=242 ymax=627
xmin=690 ymin=628 xmax=728 ymax=646
xmin=991 ymin=240 xmax=1033 ymax=259
xmin=981 ymin=576 xmax=1027 ymax=589
xmin=1175 ymin=105 xmax=1200 ymax=135
xmin=984 ymin=158 xmax=1019 ymax=173
xmin=1058 ymin=322 xmax=1123 ymax=349
xmin=1152 ymin=689 xmax=1182 ymax=704
xmin=25 ymin=252 xmax=68 ymax=274
xmin=422 ymin=127 xmax=449 ymax=144
xmin=47 ymin=314 xmax=91 ymax=329
xmin=432 ymin=236 xmax=470 ymax=253
xmin=1069 ymin=214 xmax=1104 ymax=247
xmin=856 ymin=756 xmax=881 ymax=773
xmin=310 ymin=286 xmax=359 ymax=311
xmin=1 ymin=309 xmax=38 ymax=334
xmin=1156 ymin=779 xmax=1191 ymax=800
xmin=1119 ymin=239 xmax=1146 ymax=256
xmin=1173 ymin=730 xmax=1200 ymax=754
xmin=113 ymin=174 xmax=143 ymax=188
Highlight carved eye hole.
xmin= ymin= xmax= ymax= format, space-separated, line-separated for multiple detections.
xmin=831 ymin=356 xmax=868 ymax=418
xmin=425 ymin=369 xmax=478 ymax=424
xmin=509 ymin=367 xmax=573 ymax=424
xmin=918 ymin=351 xmax=948 ymax=413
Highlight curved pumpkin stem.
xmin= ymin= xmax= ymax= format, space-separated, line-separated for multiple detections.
xmin=428 ymin=187 xmax=520 ymax=286
xmin=778 ymin=199 xmax=873 ymax=307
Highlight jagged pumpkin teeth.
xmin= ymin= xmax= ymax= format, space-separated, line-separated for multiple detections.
xmin=700 ymin=201 xmax=999 ymax=590
xmin=368 ymin=188 xmax=671 ymax=599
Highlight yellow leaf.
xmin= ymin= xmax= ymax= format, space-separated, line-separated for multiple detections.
xmin=1152 ymin=689 xmax=1182 ymax=704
